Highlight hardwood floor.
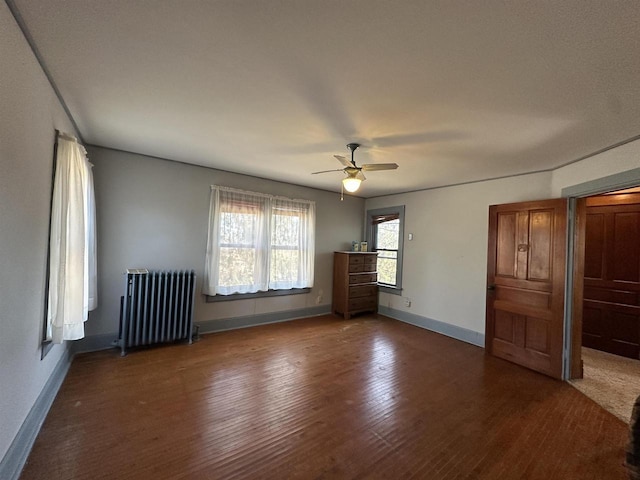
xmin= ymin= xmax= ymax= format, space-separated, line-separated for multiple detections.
xmin=21 ymin=315 xmax=628 ymax=479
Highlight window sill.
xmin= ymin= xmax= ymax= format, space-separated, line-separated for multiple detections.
xmin=206 ymin=288 xmax=311 ymax=303
xmin=379 ymin=285 xmax=403 ymax=295
xmin=41 ymin=340 xmax=54 ymax=359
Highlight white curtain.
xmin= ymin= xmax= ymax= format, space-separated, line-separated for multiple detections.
xmin=47 ymin=134 xmax=97 ymax=343
xmin=203 ymin=186 xmax=314 ymax=296
xmin=270 ymin=198 xmax=315 ymax=290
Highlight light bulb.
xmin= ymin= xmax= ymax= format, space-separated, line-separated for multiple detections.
xmin=342 ymin=177 xmax=362 ymax=193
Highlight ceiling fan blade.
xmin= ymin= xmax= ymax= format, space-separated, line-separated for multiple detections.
xmin=361 ymin=163 xmax=399 ymax=171
xmin=334 ymin=155 xmax=352 ymax=167
xmin=311 ymin=169 xmax=344 ymax=175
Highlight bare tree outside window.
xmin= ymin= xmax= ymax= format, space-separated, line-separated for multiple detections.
xmin=218 ymin=211 xmax=258 ymax=288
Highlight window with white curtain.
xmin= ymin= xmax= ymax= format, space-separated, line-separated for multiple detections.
xmin=204 ymin=186 xmax=315 ymax=296
xmin=45 ymin=132 xmax=97 ymax=346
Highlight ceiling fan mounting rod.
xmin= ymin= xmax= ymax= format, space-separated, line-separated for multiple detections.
xmin=346 ymin=143 xmax=360 ymax=166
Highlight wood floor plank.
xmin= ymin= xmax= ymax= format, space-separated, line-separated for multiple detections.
xmin=20 ymin=315 xmax=628 ymax=479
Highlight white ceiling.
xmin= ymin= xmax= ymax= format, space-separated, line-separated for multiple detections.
xmin=12 ymin=0 xmax=640 ymax=197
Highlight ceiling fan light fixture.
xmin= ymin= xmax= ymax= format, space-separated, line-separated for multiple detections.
xmin=342 ymin=176 xmax=362 ymax=192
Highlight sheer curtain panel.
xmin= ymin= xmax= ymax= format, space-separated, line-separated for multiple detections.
xmin=204 ymin=187 xmax=270 ymax=295
xmin=47 ymin=133 xmax=97 ymax=343
xmin=270 ymin=198 xmax=315 ymax=290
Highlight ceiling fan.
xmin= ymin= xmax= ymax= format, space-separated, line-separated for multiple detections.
xmin=312 ymin=143 xmax=399 ymax=193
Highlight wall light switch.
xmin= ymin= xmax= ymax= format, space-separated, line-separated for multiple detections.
xmin=408 ymin=233 xmax=413 ymax=241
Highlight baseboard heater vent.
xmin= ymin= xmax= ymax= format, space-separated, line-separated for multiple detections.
xmin=116 ymin=269 xmax=196 ymax=356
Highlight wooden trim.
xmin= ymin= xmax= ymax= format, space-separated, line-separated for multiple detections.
xmin=371 ymin=213 xmax=400 ymax=224
xmin=550 ymin=198 xmax=568 ymax=379
xmin=485 ymin=205 xmax=498 ymax=353
xmin=585 ymin=192 xmax=640 ymax=207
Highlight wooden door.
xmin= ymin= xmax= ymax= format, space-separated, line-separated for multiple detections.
xmin=486 ymin=199 xmax=567 ymax=378
xmin=582 ymin=193 xmax=640 ymax=359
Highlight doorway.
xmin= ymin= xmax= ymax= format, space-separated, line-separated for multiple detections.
xmin=566 ymin=178 xmax=640 ymax=421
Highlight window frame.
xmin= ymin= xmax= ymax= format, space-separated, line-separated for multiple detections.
xmin=366 ymin=205 xmax=405 ymax=295
xmin=41 ymin=134 xmax=59 ymax=358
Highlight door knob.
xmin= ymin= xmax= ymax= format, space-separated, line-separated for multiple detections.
xmin=487 ymin=284 xmax=496 ymax=291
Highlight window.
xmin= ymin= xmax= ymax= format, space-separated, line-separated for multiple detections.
xmin=204 ymin=186 xmax=315 ymax=296
xmin=376 ymin=217 xmax=400 ymax=285
xmin=367 ymin=206 xmax=405 ymax=293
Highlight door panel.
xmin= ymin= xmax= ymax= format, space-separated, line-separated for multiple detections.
xmin=486 ymin=198 xmax=567 ymax=378
xmin=496 ymin=212 xmax=517 ymax=277
xmin=496 ymin=286 xmax=550 ymax=308
xmin=584 ymin=214 xmax=605 ymax=279
xmin=529 ymin=210 xmax=553 ymax=281
xmin=612 ymin=212 xmax=640 ymax=281
xmin=582 ymin=194 xmax=640 ymax=359
xmin=494 ymin=310 xmax=515 ymax=342
xmin=525 ymin=316 xmax=549 ymax=353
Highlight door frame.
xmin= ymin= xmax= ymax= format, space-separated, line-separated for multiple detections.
xmin=562 ymin=167 xmax=640 ymax=379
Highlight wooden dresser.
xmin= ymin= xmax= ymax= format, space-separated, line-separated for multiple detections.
xmin=332 ymin=251 xmax=378 ymax=319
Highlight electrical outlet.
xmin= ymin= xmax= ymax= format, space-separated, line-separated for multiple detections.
xmin=404 ymin=297 xmax=411 ymax=307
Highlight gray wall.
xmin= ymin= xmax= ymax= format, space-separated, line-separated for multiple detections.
xmin=0 ymin=1 xmax=78 ymax=463
xmin=86 ymin=146 xmax=365 ymax=337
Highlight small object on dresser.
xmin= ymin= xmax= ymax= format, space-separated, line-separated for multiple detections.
xmin=351 ymin=241 xmax=360 ymax=252
xmin=360 ymin=241 xmax=368 ymax=252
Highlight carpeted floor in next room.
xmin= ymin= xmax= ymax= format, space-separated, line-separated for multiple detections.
xmin=570 ymin=347 xmax=640 ymax=422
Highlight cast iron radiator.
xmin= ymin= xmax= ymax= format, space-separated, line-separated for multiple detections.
xmin=117 ymin=269 xmax=196 ymax=356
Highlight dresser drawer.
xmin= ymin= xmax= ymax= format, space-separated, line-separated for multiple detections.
xmin=349 ymin=263 xmax=376 ymax=273
xmin=348 ymin=296 xmax=378 ymax=311
xmin=349 ymin=253 xmax=376 ymax=263
xmin=349 ymin=273 xmax=377 ymax=284
xmin=349 ymin=284 xmax=378 ymax=298
xmin=364 ymin=255 xmax=377 ymax=266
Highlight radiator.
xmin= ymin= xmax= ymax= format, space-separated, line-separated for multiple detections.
xmin=117 ymin=269 xmax=196 ymax=356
